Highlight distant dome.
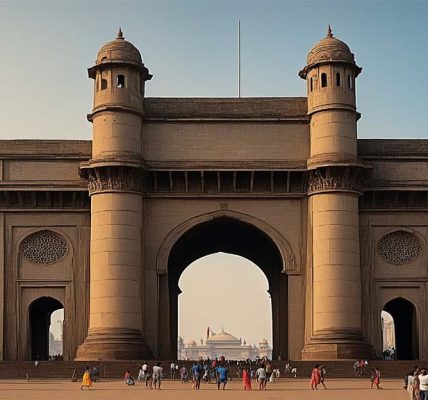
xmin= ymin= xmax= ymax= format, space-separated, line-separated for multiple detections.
xmin=96 ymin=28 xmax=142 ymax=66
xmin=178 ymin=336 xmax=184 ymax=344
xmin=300 ymin=26 xmax=361 ymax=78
xmin=259 ymin=338 xmax=268 ymax=345
xmin=206 ymin=329 xmax=240 ymax=344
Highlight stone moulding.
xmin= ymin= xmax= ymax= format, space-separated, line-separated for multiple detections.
xmin=80 ymin=165 xmax=144 ymax=195
xmin=307 ymin=165 xmax=369 ymax=195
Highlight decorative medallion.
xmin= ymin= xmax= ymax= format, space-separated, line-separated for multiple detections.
xmin=378 ymin=231 xmax=422 ymax=265
xmin=21 ymin=230 xmax=68 ymax=264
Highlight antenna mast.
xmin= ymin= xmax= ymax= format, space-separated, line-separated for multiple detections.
xmin=238 ymin=19 xmax=241 ymax=98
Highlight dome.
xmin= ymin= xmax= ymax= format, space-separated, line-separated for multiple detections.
xmin=259 ymin=338 xmax=268 ymax=345
xmin=95 ymin=28 xmax=142 ymax=66
xmin=206 ymin=329 xmax=240 ymax=344
xmin=300 ymin=26 xmax=361 ymax=78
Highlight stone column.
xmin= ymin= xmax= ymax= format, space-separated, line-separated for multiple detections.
xmin=303 ymin=170 xmax=372 ymax=359
xmin=75 ymin=167 xmax=151 ymax=360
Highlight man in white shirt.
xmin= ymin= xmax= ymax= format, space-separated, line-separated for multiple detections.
xmin=419 ymin=368 xmax=428 ymax=400
xmin=256 ymin=366 xmax=267 ymax=390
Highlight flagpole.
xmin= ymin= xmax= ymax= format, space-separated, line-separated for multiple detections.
xmin=238 ymin=19 xmax=241 ymax=98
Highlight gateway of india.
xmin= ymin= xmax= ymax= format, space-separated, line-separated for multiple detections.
xmin=0 ymin=27 xmax=426 ymax=362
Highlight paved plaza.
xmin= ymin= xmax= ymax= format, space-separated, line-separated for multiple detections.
xmin=0 ymin=378 xmax=408 ymax=400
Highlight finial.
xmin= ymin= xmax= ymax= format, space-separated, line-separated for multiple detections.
xmin=117 ymin=27 xmax=124 ymax=40
xmin=327 ymin=25 xmax=333 ymax=38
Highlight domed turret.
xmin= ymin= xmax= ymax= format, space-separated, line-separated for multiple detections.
xmin=299 ymin=26 xmax=360 ymax=79
xmin=298 ymin=26 xmax=362 ymax=164
xmin=95 ymin=28 xmax=142 ymax=66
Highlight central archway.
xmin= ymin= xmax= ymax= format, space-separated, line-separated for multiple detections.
xmin=29 ymin=296 xmax=63 ymax=360
xmin=159 ymin=213 xmax=290 ymax=360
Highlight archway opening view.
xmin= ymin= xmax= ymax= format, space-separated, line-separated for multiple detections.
xmin=381 ymin=311 xmax=395 ymax=358
xmin=165 ymin=216 xmax=287 ymax=361
xmin=29 ymin=296 xmax=63 ymax=360
xmin=178 ymin=253 xmax=272 ymax=361
xmin=382 ymin=298 xmax=418 ymax=360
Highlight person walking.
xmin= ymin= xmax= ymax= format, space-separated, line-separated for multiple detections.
xmin=372 ymin=367 xmax=382 ymax=390
xmin=319 ymin=365 xmax=327 ymax=389
xmin=256 ymin=364 xmax=267 ymax=390
xmin=81 ymin=366 xmax=93 ymax=390
xmin=137 ymin=365 xmax=145 ymax=383
xmin=192 ymin=362 xmax=202 ymax=390
xmin=216 ymin=364 xmax=229 ymax=390
xmin=152 ymin=362 xmax=163 ymax=390
xmin=242 ymin=367 xmax=252 ymax=390
xmin=310 ymin=364 xmax=321 ymax=390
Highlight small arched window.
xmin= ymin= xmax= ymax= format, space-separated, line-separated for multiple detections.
xmin=348 ymin=74 xmax=353 ymax=89
xmin=101 ymin=79 xmax=107 ymax=90
xmin=336 ymin=73 xmax=341 ymax=87
xmin=321 ymin=73 xmax=327 ymax=88
xmin=310 ymin=77 xmax=313 ymax=92
xmin=117 ymin=74 xmax=125 ymax=88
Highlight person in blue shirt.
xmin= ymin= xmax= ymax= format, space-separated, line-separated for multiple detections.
xmin=216 ymin=364 xmax=229 ymax=390
xmin=192 ymin=362 xmax=202 ymax=390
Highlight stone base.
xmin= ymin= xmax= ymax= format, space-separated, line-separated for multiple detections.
xmin=302 ymin=342 xmax=375 ymax=360
xmin=75 ymin=328 xmax=152 ymax=361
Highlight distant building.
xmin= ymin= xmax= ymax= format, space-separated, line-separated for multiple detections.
xmin=49 ymin=332 xmax=63 ymax=356
xmin=178 ymin=329 xmax=272 ymax=360
xmin=381 ymin=313 xmax=396 ymax=350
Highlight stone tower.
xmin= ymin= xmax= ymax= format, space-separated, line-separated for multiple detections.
xmin=76 ymin=29 xmax=152 ymax=360
xmin=299 ymin=27 xmax=373 ymax=359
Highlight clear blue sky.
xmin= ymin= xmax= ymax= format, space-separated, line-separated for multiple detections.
xmin=0 ymin=0 xmax=427 ymax=140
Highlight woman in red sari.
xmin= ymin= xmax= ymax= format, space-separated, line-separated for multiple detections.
xmin=242 ymin=368 xmax=252 ymax=390
xmin=310 ymin=364 xmax=321 ymax=390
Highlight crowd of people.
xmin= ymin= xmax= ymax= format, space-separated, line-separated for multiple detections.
xmin=78 ymin=357 xmax=425 ymax=393
xmin=404 ymin=366 xmax=428 ymax=400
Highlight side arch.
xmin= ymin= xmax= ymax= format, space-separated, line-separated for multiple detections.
xmin=382 ymin=297 xmax=419 ymax=360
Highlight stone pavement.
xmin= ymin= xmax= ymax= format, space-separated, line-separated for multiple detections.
xmin=0 ymin=378 xmax=408 ymax=400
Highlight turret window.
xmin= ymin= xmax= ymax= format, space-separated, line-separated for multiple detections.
xmin=336 ymin=73 xmax=341 ymax=87
xmin=117 ymin=75 xmax=125 ymax=88
xmin=348 ymin=75 xmax=353 ymax=89
xmin=310 ymin=77 xmax=313 ymax=92
xmin=101 ymin=79 xmax=108 ymax=90
xmin=321 ymin=73 xmax=327 ymax=88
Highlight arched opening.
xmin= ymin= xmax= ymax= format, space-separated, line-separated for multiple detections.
xmin=381 ymin=311 xmax=395 ymax=358
xmin=164 ymin=216 xmax=287 ymax=360
xmin=347 ymin=74 xmax=353 ymax=89
xmin=336 ymin=72 xmax=341 ymax=86
xmin=178 ymin=253 xmax=272 ymax=360
xmin=116 ymin=74 xmax=125 ymax=88
xmin=101 ymin=79 xmax=107 ymax=90
xmin=49 ymin=309 xmax=64 ymax=359
xmin=321 ymin=73 xmax=327 ymax=87
xmin=382 ymin=298 xmax=418 ymax=360
xmin=29 ymin=296 xmax=63 ymax=360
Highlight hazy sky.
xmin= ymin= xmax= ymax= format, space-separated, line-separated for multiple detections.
xmin=0 ymin=0 xmax=427 ymax=140
xmin=179 ymin=253 xmax=272 ymax=346
xmin=3 ymin=0 xmax=425 ymax=353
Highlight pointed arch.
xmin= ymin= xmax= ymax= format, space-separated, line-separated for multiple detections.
xmin=156 ymin=210 xmax=296 ymax=276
